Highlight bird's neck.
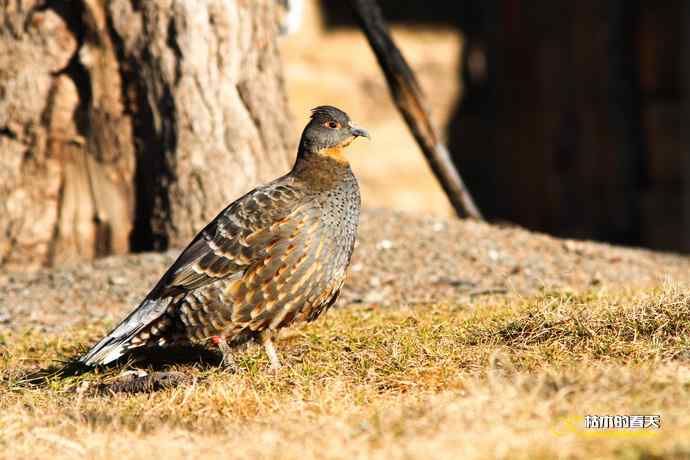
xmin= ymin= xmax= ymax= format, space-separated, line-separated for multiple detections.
xmin=291 ymin=148 xmax=354 ymax=189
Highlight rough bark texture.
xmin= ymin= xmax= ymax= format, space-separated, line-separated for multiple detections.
xmin=0 ymin=0 xmax=292 ymax=271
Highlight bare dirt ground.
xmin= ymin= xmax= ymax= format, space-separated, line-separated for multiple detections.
xmin=2 ymin=209 xmax=689 ymax=333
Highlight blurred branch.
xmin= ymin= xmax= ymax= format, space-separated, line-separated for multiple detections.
xmin=349 ymin=0 xmax=483 ymax=220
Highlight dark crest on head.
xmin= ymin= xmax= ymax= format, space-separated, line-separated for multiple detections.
xmin=310 ymin=105 xmax=350 ymax=125
xmin=299 ymin=106 xmax=353 ymax=153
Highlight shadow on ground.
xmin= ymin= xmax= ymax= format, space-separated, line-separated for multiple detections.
xmin=7 ymin=344 xmax=224 ymax=394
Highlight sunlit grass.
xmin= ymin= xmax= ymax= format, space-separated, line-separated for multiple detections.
xmin=2 ymin=285 xmax=690 ymax=459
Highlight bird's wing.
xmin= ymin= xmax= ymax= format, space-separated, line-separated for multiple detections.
xmin=167 ymin=192 xmax=328 ymax=340
xmin=153 ymin=182 xmax=307 ymax=296
xmin=80 ymin=180 xmax=307 ymax=365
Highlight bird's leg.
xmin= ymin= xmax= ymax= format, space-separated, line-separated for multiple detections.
xmin=211 ymin=335 xmax=236 ymax=371
xmin=259 ymin=330 xmax=282 ymax=370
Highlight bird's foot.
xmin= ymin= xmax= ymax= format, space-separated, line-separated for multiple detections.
xmin=211 ymin=335 xmax=237 ymax=372
xmin=259 ymin=331 xmax=282 ymax=371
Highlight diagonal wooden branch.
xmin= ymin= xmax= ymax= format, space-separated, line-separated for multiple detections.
xmin=349 ymin=0 xmax=483 ymax=220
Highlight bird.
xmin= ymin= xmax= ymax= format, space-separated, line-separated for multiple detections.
xmin=80 ymin=106 xmax=369 ymax=370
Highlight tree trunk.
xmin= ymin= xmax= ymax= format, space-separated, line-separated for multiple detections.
xmin=0 ymin=0 xmax=292 ymax=271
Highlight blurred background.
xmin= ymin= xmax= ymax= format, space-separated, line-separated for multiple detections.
xmin=2 ymin=0 xmax=689 ymax=271
xmin=280 ymin=0 xmax=690 ymax=253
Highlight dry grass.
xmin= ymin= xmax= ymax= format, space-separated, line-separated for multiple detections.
xmin=2 ymin=285 xmax=690 ymax=459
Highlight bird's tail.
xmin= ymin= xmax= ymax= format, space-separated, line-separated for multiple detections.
xmin=80 ymin=297 xmax=174 ymax=366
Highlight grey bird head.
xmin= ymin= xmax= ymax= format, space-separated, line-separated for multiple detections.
xmin=299 ymin=106 xmax=370 ymax=156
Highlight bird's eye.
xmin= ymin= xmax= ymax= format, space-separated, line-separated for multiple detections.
xmin=324 ymin=121 xmax=339 ymax=129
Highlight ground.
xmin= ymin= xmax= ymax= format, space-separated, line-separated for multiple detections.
xmin=2 ymin=209 xmax=690 ymax=459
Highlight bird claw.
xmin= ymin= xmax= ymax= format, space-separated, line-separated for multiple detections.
xmin=260 ymin=331 xmax=283 ymax=371
xmin=211 ymin=336 xmax=237 ymax=372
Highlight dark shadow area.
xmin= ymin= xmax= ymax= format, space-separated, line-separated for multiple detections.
xmin=321 ymin=0 xmax=466 ymax=27
xmin=8 ymin=344 xmax=222 ymax=394
xmin=322 ymin=0 xmax=690 ymax=252
xmin=128 ymin=343 xmax=223 ymax=368
xmin=8 ymin=360 xmax=93 ymax=388
xmin=448 ymin=1 xmax=648 ymax=246
xmin=446 ymin=0 xmax=500 ymax=221
xmin=105 ymin=14 xmax=179 ymax=254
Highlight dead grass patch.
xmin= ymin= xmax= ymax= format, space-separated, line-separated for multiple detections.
xmin=2 ymin=285 xmax=690 ymax=459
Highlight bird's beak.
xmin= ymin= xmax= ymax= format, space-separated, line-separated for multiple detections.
xmin=349 ymin=122 xmax=371 ymax=140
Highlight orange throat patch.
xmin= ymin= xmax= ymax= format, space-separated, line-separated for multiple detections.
xmin=318 ymin=145 xmax=349 ymax=163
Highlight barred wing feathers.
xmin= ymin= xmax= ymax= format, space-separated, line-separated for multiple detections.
xmin=79 ymin=181 xmax=307 ymax=366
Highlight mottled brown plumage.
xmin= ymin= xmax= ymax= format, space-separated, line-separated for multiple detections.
xmin=80 ymin=106 xmax=369 ymax=368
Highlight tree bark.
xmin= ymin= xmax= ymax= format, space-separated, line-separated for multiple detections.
xmin=0 ymin=0 xmax=292 ymax=271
